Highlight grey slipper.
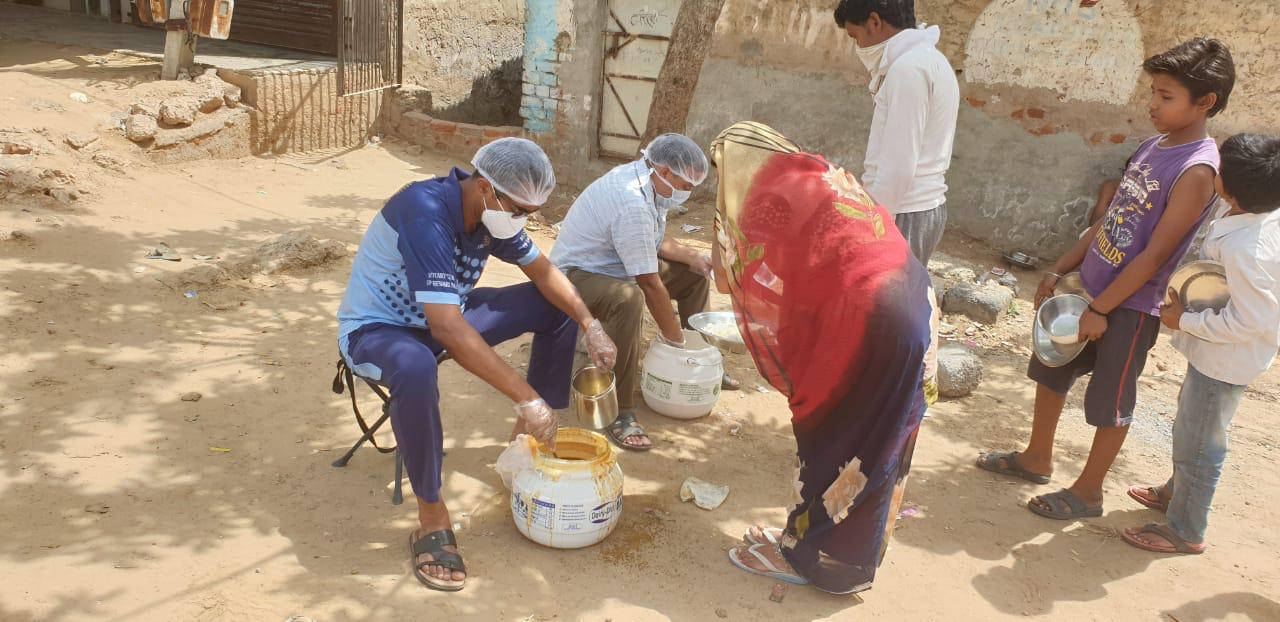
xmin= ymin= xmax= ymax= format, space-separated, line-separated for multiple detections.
xmin=977 ymin=451 xmax=1051 ymax=485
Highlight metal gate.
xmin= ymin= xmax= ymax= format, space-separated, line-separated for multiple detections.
xmin=598 ymin=0 xmax=680 ymax=159
xmin=336 ymin=0 xmax=404 ymax=97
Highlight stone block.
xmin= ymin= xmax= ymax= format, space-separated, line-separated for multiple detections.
xmin=125 ymin=114 xmax=158 ymax=142
xmin=522 ymin=82 xmax=536 ymax=96
xmin=159 ymin=97 xmax=199 ymax=127
xmin=130 ymin=99 xmax=161 ymax=119
xmin=943 ymin=282 xmax=1015 ymax=325
xmin=521 ymin=94 xmax=542 ymax=109
xmin=937 ymin=343 xmax=984 ymax=398
xmin=535 ymin=85 xmax=550 ymax=98
xmin=197 ymin=85 xmax=224 ymax=114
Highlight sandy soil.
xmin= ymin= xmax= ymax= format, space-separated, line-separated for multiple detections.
xmin=2 ymin=39 xmax=1278 ymax=622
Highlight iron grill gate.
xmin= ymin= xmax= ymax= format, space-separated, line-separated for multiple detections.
xmin=336 ymin=0 xmax=404 ymax=97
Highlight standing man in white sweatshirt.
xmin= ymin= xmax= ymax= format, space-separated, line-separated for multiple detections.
xmin=835 ymin=0 xmax=960 ymax=265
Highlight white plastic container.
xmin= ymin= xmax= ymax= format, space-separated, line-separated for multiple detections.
xmin=642 ymin=329 xmax=724 ymax=419
xmin=509 ymin=429 xmax=624 ymax=549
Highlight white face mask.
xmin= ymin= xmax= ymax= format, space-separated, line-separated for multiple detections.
xmin=652 ymin=169 xmax=692 ymax=207
xmin=481 ymin=193 xmax=527 ymax=239
xmin=855 ymin=39 xmax=888 ymax=88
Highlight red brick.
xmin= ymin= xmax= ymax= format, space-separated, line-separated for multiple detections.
xmin=1089 ymin=132 xmax=1105 ymax=145
xmin=966 ymin=97 xmax=987 ymax=108
xmin=430 ymin=120 xmax=458 ymax=134
xmin=456 ymin=123 xmax=485 ymax=137
xmin=1027 ymin=108 xmax=1046 ymax=119
xmin=483 ymin=127 xmax=516 ymax=139
xmin=1011 ymin=109 xmax=1025 ymax=119
xmin=1029 ymin=124 xmax=1057 ymax=136
xmin=1110 ymin=133 xmax=1127 ymax=144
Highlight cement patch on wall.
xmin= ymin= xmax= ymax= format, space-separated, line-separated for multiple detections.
xmin=964 ymin=0 xmax=1143 ymax=106
xmin=401 ymin=0 xmax=525 ymax=126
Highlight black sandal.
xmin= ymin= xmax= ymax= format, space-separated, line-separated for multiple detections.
xmin=607 ymin=412 xmax=652 ymax=452
xmin=409 ymin=529 xmax=466 ymax=592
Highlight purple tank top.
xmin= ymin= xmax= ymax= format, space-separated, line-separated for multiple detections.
xmin=1080 ymin=136 xmax=1220 ymax=315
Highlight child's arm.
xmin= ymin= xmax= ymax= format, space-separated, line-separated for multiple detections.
xmin=1037 ymin=221 xmax=1104 ymax=307
xmin=1081 ymin=164 xmax=1217 ymax=337
xmin=1177 ymin=245 xmax=1280 ymax=344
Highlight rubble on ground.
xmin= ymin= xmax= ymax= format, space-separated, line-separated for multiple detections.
xmin=120 ymin=68 xmax=250 ymax=153
xmin=159 ymin=233 xmax=349 ymax=290
xmin=0 ymin=141 xmax=84 ymax=206
xmin=1 ymin=228 xmax=32 ymax=244
xmin=64 ymin=133 xmax=98 ymax=150
xmin=244 ymin=232 xmax=349 ymax=274
xmin=91 ymin=151 xmax=127 ymax=175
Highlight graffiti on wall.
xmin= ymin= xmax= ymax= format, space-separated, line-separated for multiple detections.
xmin=963 ymin=0 xmax=1143 ymax=106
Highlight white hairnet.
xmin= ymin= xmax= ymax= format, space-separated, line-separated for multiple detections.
xmin=471 ymin=137 xmax=557 ymax=207
xmin=642 ymin=133 xmax=709 ymax=186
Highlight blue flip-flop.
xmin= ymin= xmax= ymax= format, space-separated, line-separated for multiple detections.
xmin=727 ymin=544 xmax=808 ymax=585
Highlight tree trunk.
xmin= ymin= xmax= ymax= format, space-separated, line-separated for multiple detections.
xmin=637 ymin=0 xmax=727 ymax=151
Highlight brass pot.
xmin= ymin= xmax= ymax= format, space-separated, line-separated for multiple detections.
xmin=571 ymin=366 xmax=617 ymax=430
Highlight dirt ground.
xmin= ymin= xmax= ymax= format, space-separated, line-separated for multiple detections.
xmin=2 ymin=39 xmax=1279 ymax=622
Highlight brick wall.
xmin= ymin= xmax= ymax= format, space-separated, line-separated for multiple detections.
xmin=519 ymin=0 xmax=561 ymax=134
xmin=383 ymin=103 xmax=533 ymax=163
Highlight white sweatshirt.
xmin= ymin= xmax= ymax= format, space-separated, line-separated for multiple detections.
xmin=862 ymin=26 xmax=960 ymax=216
xmin=1173 ymin=208 xmax=1280 ymax=386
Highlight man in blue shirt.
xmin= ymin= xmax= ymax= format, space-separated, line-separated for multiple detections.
xmin=337 ymin=138 xmax=616 ymax=592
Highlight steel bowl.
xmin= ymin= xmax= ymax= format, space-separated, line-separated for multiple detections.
xmin=1053 ymin=272 xmax=1093 ymax=302
xmin=1033 ymin=294 xmax=1090 ymax=367
xmin=1003 ymin=251 xmax=1039 ymax=270
xmin=689 ymin=311 xmax=747 ymax=354
xmin=1168 ymin=260 xmax=1230 ymax=312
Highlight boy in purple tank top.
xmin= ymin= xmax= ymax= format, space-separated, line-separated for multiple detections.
xmin=978 ymin=38 xmax=1237 ymax=521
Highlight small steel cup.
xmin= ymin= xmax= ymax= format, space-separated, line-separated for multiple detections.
xmin=571 ymin=366 xmax=617 ymax=430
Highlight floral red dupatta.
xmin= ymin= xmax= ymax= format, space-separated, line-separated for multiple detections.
xmin=710 ymin=122 xmax=916 ymax=430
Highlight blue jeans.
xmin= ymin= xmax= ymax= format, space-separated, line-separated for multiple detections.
xmin=344 ymin=282 xmax=577 ymax=503
xmin=1164 ymin=364 xmax=1246 ymax=544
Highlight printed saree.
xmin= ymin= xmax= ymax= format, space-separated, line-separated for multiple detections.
xmin=710 ymin=122 xmax=937 ymax=594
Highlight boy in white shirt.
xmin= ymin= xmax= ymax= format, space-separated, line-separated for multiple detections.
xmin=1123 ymin=133 xmax=1280 ymax=554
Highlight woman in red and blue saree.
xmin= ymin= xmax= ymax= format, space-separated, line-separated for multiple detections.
xmin=712 ymin=122 xmax=938 ymax=595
